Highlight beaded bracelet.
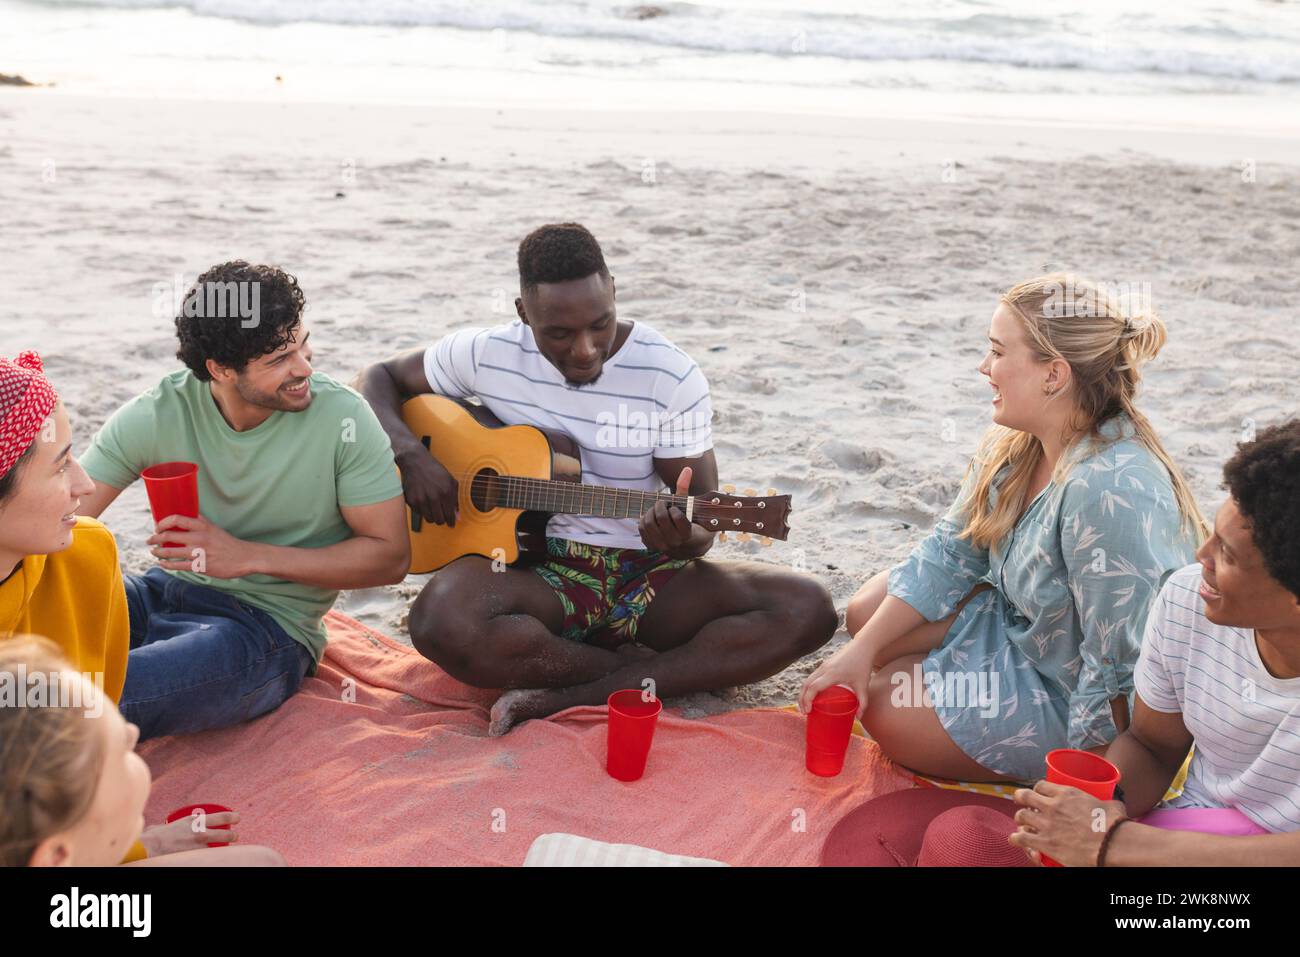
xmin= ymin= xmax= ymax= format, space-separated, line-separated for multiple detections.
xmin=1096 ymin=816 xmax=1131 ymax=867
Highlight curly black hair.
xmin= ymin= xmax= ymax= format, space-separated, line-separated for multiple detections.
xmin=517 ymin=223 xmax=609 ymax=293
xmin=1223 ymin=419 xmax=1300 ymax=600
xmin=174 ymin=261 xmax=306 ymax=381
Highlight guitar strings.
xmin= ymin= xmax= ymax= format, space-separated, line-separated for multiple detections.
xmin=455 ymin=474 xmax=771 ymax=512
xmin=425 ymin=469 xmax=773 ymax=506
xmin=405 ymin=466 xmax=777 ymax=521
xmin=427 ymin=470 xmax=688 ymax=503
xmin=463 ymin=472 xmax=686 ymax=514
xmin=406 ymin=472 xmax=779 ymax=535
xmin=410 ymin=473 xmax=774 ymax=524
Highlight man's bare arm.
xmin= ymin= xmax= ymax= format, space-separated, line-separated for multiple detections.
xmin=1104 ymin=694 xmax=1196 ymax=817
xmin=154 ymin=496 xmax=410 ymax=587
xmin=353 ymin=349 xmax=460 ymax=527
xmin=352 ymin=348 xmax=436 ymax=472
xmin=241 ymin=495 xmax=410 ymax=588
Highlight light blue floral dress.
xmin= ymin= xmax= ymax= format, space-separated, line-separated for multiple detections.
xmin=887 ymin=414 xmax=1198 ymax=781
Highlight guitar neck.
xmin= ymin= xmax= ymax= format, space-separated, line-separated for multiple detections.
xmin=491 ymin=475 xmax=687 ymax=521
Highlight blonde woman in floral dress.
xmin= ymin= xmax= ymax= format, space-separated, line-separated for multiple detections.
xmin=801 ymin=275 xmax=1206 ymax=783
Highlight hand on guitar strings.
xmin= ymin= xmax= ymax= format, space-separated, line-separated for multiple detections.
xmin=403 ymin=452 xmax=460 ymax=527
xmin=638 ymin=466 xmax=698 ymax=555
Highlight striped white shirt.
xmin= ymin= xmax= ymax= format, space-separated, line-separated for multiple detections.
xmin=1135 ymin=563 xmax=1300 ymax=832
xmin=422 ymin=319 xmax=713 ymax=550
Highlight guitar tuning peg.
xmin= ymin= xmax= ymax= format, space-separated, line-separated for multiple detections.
xmin=737 ymin=532 xmax=751 ymax=542
xmin=761 ymin=536 xmax=772 ymax=546
xmin=717 ymin=531 xmax=728 ymax=542
xmin=743 ymin=488 xmax=756 ymax=497
xmin=721 ymin=484 xmax=736 ymax=494
xmin=767 ymin=488 xmax=778 ymax=497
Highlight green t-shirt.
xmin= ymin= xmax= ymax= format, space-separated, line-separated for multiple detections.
xmin=80 ymin=370 xmax=403 ymax=664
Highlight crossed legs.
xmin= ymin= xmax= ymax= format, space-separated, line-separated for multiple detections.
xmin=408 ymin=556 xmax=839 ymax=735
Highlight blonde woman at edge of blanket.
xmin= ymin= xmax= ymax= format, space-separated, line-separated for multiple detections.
xmin=800 ymin=273 xmax=1207 ymax=783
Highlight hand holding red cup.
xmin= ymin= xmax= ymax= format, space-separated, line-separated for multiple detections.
xmin=1039 ymin=748 xmax=1121 ymax=867
xmin=806 ymin=685 xmax=859 ymax=777
xmin=164 ymin=802 xmax=236 ymax=849
xmin=141 ymin=462 xmax=199 ymax=549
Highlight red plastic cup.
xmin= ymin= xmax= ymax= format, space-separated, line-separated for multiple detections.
xmin=1041 ymin=748 xmax=1122 ymax=866
xmin=165 ymin=802 xmax=234 ymax=848
xmin=606 ymin=689 xmax=662 ymax=782
xmin=806 ymin=685 xmax=859 ymax=777
xmin=141 ymin=462 xmax=199 ymax=549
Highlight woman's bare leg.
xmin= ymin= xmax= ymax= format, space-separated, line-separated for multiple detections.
xmin=847 ymin=569 xmax=1017 ymax=781
xmin=844 ymin=569 xmax=889 ymax=637
xmin=845 ymin=570 xmax=990 ymax=668
xmin=863 ymin=652 xmax=1018 ymax=783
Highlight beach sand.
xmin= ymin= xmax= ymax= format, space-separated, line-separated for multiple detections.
xmin=3 ymin=90 xmax=1298 ymax=716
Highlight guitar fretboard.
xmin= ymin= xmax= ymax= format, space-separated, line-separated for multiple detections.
xmin=480 ymin=474 xmax=687 ymax=520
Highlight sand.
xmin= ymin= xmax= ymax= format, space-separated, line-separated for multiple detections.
xmin=3 ymin=89 xmax=1298 ymax=715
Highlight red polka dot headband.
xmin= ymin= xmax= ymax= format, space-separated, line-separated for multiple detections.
xmin=0 ymin=352 xmax=59 ymax=481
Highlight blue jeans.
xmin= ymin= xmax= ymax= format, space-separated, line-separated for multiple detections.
xmin=120 ymin=567 xmax=313 ymax=741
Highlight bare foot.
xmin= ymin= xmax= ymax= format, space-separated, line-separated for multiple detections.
xmin=488 ymin=688 xmax=555 ymax=736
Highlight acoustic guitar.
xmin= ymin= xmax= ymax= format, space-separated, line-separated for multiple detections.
xmin=399 ymin=395 xmax=792 ymax=573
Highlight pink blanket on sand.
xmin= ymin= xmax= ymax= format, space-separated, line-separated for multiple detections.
xmin=139 ymin=612 xmax=913 ymax=866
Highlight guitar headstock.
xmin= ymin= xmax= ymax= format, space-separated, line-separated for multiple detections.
xmin=691 ymin=486 xmax=791 ymax=544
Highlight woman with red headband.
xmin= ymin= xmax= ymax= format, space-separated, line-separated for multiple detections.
xmin=0 ymin=351 xmax=129 ymax=699
xmin=0 ymin=351 xmax=247 ymax=863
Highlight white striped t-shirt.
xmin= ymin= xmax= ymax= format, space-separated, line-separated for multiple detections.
xmin=1135 ymin=563 xmax=1300 ymax=832
xmin=422 ymin=319 xmax=713 ymax=550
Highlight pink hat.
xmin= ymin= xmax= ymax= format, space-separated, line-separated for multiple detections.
xmin=820 ymin=787 xmax=1030 ymax=867
xmin=0 ymin=351 xmax=58 ymax=480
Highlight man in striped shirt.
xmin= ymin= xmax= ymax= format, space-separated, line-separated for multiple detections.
xmin=1010 ymin=420 xmax=1300 ymax=865
xmin=357 ymin=223 xmax=836 ymax=734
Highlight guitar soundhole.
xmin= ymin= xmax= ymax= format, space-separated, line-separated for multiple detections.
xmin=468 ymin=468 xmax=501 ymax=513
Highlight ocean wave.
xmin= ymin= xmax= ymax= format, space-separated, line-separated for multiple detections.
xmin=27 ymin=0 xmax=1300 ymax=84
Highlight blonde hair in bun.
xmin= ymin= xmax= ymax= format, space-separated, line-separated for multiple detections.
xmin=1120 ymin=307 xmax=1167 ymax=368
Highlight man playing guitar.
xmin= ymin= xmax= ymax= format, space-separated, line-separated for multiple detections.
xmin=357 ymin=222 xmax=836 ymax=734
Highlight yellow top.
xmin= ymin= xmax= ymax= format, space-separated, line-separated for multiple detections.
xmin=0 ymin=518 xmax=144 ymax=863
xmin=0 ymin=517 xmax=130 ymax=703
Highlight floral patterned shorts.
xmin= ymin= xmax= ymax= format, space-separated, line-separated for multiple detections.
xmin=529 ymin=537 xmax=690 ymax=646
